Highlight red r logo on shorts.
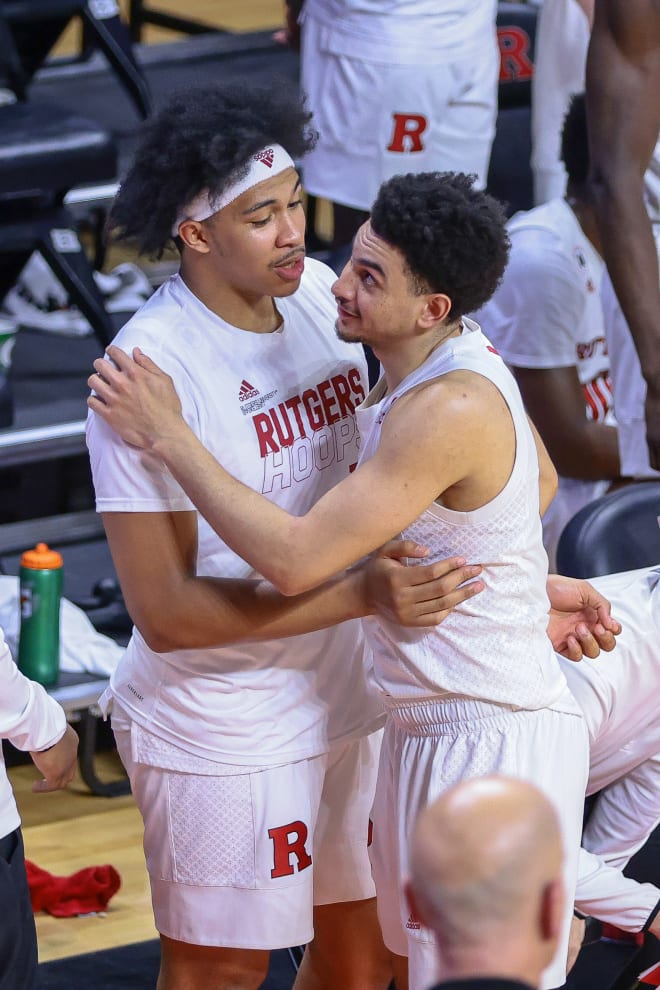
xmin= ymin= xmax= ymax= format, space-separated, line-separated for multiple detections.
xmin=497 ymin=26 xmax=534 ymax=83
xmin=268 ymin=820 xmax=313 ymax=878
xmin=387 ymin=114 xmax=428 ymax=153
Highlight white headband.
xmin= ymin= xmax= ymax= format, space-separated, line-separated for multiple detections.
xmin=171 ymin=144 xmax=296 ymax=236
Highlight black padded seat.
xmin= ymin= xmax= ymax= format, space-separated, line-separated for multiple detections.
xmin=0 ymin=101 xmax=117 ymax=194
xmin=0 ymin=98 xmax=119 ymax=357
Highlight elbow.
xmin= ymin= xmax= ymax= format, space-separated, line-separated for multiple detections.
xmin=135 ymin=608 xmax=202 ymax=653
xmin=267 ymin=570 xmax=312 ymax=598
xmin=139 ymin=622 xmax=182 ymax=654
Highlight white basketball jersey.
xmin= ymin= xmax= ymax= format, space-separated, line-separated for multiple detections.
xmin=357 ymin=319 xmax=570 ymax=710
xmin=87 ymin=258 xmax=384 ymax=765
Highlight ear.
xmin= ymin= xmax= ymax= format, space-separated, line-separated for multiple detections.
xmin=177 ymin=219 xmax=212 ymax=254
xmin=418 ymin=292 xmax=452 ymax=329
xmin=540 ymin=877 xmax=564 ymax=942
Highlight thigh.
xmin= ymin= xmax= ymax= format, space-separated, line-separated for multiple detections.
xmin=0 ymin=828 xmax=38 ymax=990
xmin=313 ymin=730 xmax=381 ymax=906
xmin=115 ymin=726 xmax=327 ymax=950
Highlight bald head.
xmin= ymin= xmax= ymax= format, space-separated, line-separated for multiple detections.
xmin=408 ymin=776 xmax=564 ymax=982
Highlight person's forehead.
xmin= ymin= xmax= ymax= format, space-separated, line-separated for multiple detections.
xmin=352 ymin=221 xmax=403 ymax=276
xmin=229 ymin=166 xmax=300 ymax=215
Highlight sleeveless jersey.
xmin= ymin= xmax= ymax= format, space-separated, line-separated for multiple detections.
xmin=357 ymin=318 xmax=569 ymax=710
xmin=86 ymin=258 xmax=384 ymax=766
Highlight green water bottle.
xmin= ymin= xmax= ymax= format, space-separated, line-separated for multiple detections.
xmin=17 ymin=543 xmax=63 ymax=687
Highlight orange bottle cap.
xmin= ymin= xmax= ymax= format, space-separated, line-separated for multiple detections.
xmin=20 ymin=542 xmax=63 ymax=569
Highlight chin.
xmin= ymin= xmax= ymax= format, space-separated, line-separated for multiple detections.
xmin=335 ymin=320 xmax=364 ymax=345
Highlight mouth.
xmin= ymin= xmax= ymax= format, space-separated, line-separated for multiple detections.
xmin=273 ymin=253 xmax=305 ymax=281
xmin=336 ymin=302 xmax=359 ymax=322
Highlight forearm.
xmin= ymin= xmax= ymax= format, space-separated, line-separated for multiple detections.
xmin=593 ymin=183 xmax=660 ymax=383
xmin=154 ymin=569 xmax=368 ymax=652
xmin=0 ymin=644 xmax=66 ymax=751
xmin=546 ymin=421 xmax=620 ymax=480
xmin=575 ymin=846 xmax=660 ymax=932
xmin=152 ymin=423 xmax=333 ymax=593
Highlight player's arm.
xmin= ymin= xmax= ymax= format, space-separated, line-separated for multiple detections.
xmin=586 ymin=0 xmax=660 ymax=463
xmin=101 ymin=509 xmax=483 ymax=651
xmin=514 ymin=365 xmax=620 ymax=480
xmin=91 ymin=350 xmax=481 ymax=596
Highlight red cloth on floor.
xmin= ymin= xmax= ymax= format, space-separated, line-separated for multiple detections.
xmin=25 ymin=860 xmax=121 ymax=917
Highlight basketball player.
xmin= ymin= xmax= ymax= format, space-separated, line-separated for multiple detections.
xmin=477 ymin=93 xmax=618 ymax=568
xmin=89 ymin=172 xmax=600 ymax=990
xmin=586 ymin=0 xmax=660 ymax=471
xmin=290 ymin=0 xmax=499 ymax=247
xmin=85 ymin=85 xmax=487 ymax=990
xmin=562 ymin=565 xmax=660 ymax=938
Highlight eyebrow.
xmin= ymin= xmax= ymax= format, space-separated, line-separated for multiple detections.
xmin=240 ymin=178 xmax=302 ymax=216
xmin=354 ymin=256 xmax=386 ymax=279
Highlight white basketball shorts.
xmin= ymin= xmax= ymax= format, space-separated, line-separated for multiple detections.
xmin=300 ymin=16 xmax=499 ymax=211
xmin=113 ymin=714 xmax=381 ymax=949
xmin=370 ymin=693 xmax=588 ymax=990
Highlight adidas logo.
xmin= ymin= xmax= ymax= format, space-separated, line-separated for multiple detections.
xmin=254 ymin=147 xmax=275 ymax=168
xmin=239 ymin=379 xmax=260 ymax=402
xmin=405 ymin=913 xmax=421 ymax=931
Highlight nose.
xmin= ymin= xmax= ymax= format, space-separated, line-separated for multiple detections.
xmin=276 ymin=208 xmax=305 ymax=247
xmin=332 ymin=261 xmax=353 ymax=302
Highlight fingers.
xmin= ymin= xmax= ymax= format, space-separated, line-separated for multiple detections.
xmin=379 ymin=539 xmax=430 ymax=561
xmin=409 ymin=562 xmax=483 ymax=595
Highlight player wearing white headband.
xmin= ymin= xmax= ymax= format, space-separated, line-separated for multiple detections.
xmin=86 ymin=82 xmax=487 ymax=990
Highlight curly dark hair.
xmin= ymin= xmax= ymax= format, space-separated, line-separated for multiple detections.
xmin=108 ymin=80 xmax=317 ymax=257
xmin=560 ymin=93 xmax=590 ymax=192
xmin=369 ymin=172 xmax=510 ymax=319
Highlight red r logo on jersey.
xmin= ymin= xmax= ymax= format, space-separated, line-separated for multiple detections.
xmin=268 ymin=820 xmax=313 ymax=878
xmin=387 ymin=113 xmax=428 ymax=153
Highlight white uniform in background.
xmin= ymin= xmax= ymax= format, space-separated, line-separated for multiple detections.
xmin=299 ymin=0 xmax=499 ymax=211
xmin=531 ymin=0 xmax=591 ymax=204
xmin=476 ymin=198 xmax=612 ymax=568
xmin=560 ymin=565 xmax=660 ymax=933
xmin=87 ymin=258 xmax=385 ymax=949
xmin=356 ymin=320 xmax=588 ymax=990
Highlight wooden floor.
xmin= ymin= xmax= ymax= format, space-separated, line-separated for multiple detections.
xmin=12 ymin=750 xmax=156 ymax=962
xmin=12 ymin=3 xmax=285 ymax=969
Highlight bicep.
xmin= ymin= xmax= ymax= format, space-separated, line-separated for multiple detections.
xmin=102 ymin=511 xmax=197 ymax=646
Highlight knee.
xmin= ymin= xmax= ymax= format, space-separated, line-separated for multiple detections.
xmin=158 ymin=936 xmax=269 ymax=990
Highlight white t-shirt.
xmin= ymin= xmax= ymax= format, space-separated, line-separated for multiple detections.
xmin=86 ymin=258 xmax=384 ymax=767
xmin=357 ymin=319 xmax=573 ymax=712
xmin=0 ymin=631 xmax=66 ymax=838
xmin=476 ymin=198 xmax=613 ymax=565
xmin=302 ymin=0 xmax=498 ymax=64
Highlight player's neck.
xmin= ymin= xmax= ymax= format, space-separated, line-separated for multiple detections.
xmin=377 ymin=319 xmax=462 ymax=393
xmin=180 ymin=267 xmax=282 ymax=334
